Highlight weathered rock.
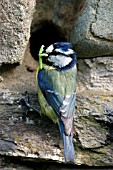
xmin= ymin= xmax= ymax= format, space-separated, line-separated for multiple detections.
xmin=0 ymin=0 xmax=113 ymax=167
xmin=1 ymin=0 xmax=35 ymax=65
xmin=71 ymin=0 xmax=113 ymax=58
xmin=77 ymin=57 xmax=113 ymax=92
xmin=75 ymin=94 xmax=113 ymax=165
xmin=75 ymin=56 xmax=113 ymax=165
xmin=0 ymin=89 xmax=63 ymax=161
xmin=31 ymin=0 xmax=86 ymax=39
xmin=0 ymin=47 xmax=113 ymax=166
xmin=0 ymin=85 xmax=113 ymax=166
xmin=0 ymin=46 xmax=64 ymax=164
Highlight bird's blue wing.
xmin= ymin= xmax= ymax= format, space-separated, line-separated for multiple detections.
xmin=60 ymin=93 xmax=76 ymax=118
xmin=38 ymin=69 xmax=76 ymax=163
xmin=38 ymin=69 xmax=76 ymax=135
xmin=60 ymin=93 xmax=76 ymax=136
xmin=38 ymin=69 xmax=63 ymax=114
xmin=59 ymin=93 xmax=76 ymax=162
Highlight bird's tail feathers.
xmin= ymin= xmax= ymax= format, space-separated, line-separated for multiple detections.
xmin=58 ymin=118 xmax=75 ymax=163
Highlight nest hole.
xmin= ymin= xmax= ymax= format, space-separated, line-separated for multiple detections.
xmin=30 ymin=22 xmax=67 ymax=60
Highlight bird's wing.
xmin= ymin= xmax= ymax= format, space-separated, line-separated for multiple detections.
xmin=38 ymin=69 xmax=63 ymax=114
xmin=60 ymin=93 xmax=76 ymax=135
xmin=38 ymin=69 xmax=76 ymax=135
xmin=60 ymin=93 xmax=76 ymax=119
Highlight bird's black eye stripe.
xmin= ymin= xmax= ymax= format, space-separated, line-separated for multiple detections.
xmin=48 ymin=51 xmax=70 ymax=57
xmin=42 ymin=57 xmax=53 ymax=66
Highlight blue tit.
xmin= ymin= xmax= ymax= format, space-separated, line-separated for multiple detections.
xmin=36 ymin=42 xmax=77 ymax=163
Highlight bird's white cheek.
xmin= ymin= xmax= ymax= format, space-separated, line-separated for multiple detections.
xmin=48 ymin=55 xmax=72 ymax=68
xmin=46 ymin=45 xmax=54 ymax=53
xmin=61 ymin=57 xmax=72 ymax=67
xmin=48 ymin=55 xmax=56 ymax=63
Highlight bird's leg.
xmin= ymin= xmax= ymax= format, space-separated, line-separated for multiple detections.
xmin=20 ymin=91 xmax=40 ymax=119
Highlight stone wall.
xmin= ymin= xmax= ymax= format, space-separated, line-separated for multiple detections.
xmin=0 ymin=0 xmax=113 ymax=168
xmin=1 ymin=0 xmax=35 ymax=65
xmin=72 ymin=0 xmax=113 ymax=165
xmin=71 ymin=0 xmax=113 ymax=58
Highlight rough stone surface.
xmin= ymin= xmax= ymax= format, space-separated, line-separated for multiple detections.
xmin=0 ymin=45 xmax=64 ymax=164
xmin=31 ymin=0 xmax=86 ymax=39
xmin=75 ymin=56 xmax=113 ymax=165
xmin=77 ymin=57 xmax=113 ymax=92
xmin=75 ymin=57 xmax=113 ymax=166
xmin=0 ymin=45 xmax=113 ymax=166
xmin=0 ymin=0 xmax=113 ymax=168
xmin=1 ymin=0 xmax=35 ymax=65
xmin=71 ymin=0 xmax=113 ymax=58
xmin=75 ymin=94 xmax=113 ymax=165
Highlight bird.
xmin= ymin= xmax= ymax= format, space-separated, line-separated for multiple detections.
xmin=36 ymin=42 xmax=77 ymax=163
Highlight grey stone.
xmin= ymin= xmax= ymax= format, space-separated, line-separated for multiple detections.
xmin=75 ymin=94 xmax=113 ymax=165
xmin=71 ymin=0 xmax=113 ymax=58
xmin=77 ymin=56 xmax=113 ymax=92
xmin=0 ymin=44 xmax=113 ymax=166
xmin=31 ymin=0 xmax=86 ymax=38
xmin=0 ymin=139 xmax=16 ymax=152
xmin=0 ymin=0 xmax=113 ymax=167
xmin=75 ymin=56 xmax=113 ymax=165
xmin=0 ymin=0 xmax=35 ymax=65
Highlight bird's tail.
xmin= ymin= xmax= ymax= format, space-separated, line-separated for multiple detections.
xmin=58 ymin=118 xmax=75 ymax=163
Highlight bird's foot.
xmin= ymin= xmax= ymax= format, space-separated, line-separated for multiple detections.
xmin=20 ymin=91 xmax=40 ymax=119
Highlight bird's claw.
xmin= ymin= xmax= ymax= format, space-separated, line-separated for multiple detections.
xmin=20 ymin=91 xmax=40 ymax=119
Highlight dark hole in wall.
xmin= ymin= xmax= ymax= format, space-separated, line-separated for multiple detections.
xmin=30 ymin=22 xmax=67 ymax=61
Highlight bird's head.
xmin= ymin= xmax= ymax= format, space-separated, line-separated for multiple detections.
xmin=39 ymin=42 xmax=77 ymax=71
